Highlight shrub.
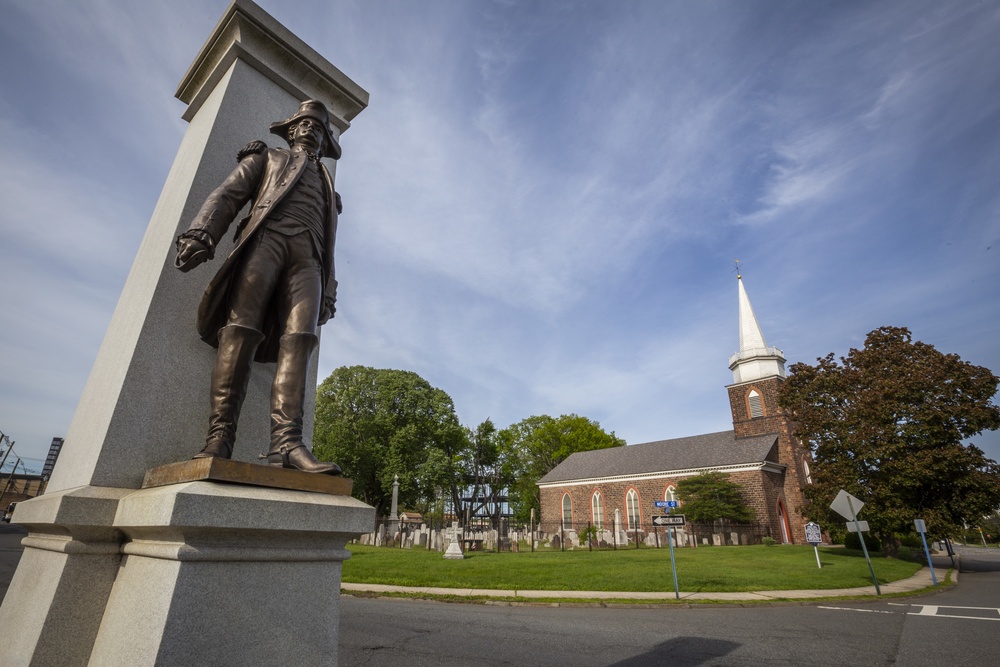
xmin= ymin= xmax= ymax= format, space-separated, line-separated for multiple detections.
xmin=761 ymin=536 xmax=776 ymax=546
xmin=843 ymin=531 xmax=881 ymax=552
xmin=578 ymin=525 xmax=599 ymax=546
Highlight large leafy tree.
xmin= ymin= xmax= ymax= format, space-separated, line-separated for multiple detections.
xmin=675 ymin=472 xmax=755 ymax=524
xmin=779 ymin=326 xmax=1000 ymax=556
xmin=501 ymin=414 xmax=625 ymax=523
xmin=313 ymin=366 xmax=466 ymax=517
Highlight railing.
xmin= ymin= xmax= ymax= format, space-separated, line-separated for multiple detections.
xmin=356 ymin=517 xmax=772 ymax=552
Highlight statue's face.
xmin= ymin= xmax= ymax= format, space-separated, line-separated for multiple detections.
xmin=291 ymin=117 xmax=325 ymax=152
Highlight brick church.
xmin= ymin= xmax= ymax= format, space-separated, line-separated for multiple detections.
xmin=537 ymin=274 xmax=813 ymax=544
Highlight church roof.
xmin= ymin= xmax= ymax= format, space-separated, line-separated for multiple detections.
xmin=537 ymin=430 xmax=779 ymax=485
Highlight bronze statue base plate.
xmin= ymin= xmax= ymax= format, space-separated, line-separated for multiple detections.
xmin=142 ymin=457 xmax=352 ymax=496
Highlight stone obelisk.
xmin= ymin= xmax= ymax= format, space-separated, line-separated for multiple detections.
xmin=0 ymin=2 xmax=373 ymax=665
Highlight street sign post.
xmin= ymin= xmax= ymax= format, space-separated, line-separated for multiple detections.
xmin=845 ymin=520 xmax=870 ymax=533
xmin=830 ymin=489 xmax=880 ymax=595
xmin=804 ymin=522 xmax=823 ymax=568
xmin=651 ymin=506 xmax=683 ymax=598
xmin=914 ymin=518 xmax=937 ymax=586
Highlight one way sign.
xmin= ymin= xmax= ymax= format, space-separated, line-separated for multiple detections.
xmin=652 ymin=515 xmax=686 ymax=527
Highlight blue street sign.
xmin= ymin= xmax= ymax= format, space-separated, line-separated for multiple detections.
xmin=653 ymin=500 xmax=669 ymax=508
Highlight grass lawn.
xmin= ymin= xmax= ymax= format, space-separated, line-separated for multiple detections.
xmin=342 ymin=544 xmax=922 ymax=593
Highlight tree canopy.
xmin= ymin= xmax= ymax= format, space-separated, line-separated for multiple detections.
xmin=313 ymin=366 xmax=466 ymax=517
xmin=778 ymin=326 xmax=1000 ymax=555
xmin=501 ymin=414 xmax=625 ymax=522
xmin=675 ymin=472 xmax=755 ymax=523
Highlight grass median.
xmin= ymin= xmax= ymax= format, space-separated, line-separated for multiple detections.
xmin=342 ymin=544 xmax=922 ymax=593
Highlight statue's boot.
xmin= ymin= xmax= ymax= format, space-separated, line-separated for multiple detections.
xmin=194 ymin=324 xmax=265 ymax=459
xmin=264 ymin=333 xmax=342 ymax=475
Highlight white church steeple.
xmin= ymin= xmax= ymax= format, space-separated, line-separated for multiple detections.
xmin=728 ymin=272 xmax=786 ymax=384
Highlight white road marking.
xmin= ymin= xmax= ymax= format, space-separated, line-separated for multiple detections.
xmin=817 ymin=606 xmax=896 ymax=614
xmin=821 ymin=604 xmax=1000 ymax=622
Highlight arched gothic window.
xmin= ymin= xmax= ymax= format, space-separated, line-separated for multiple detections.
xmin=748 ymin=389 xmax=764 ymax=418
xmin=562 ymin=494 xmax=573 ymax=529
xmin=665 ymin=486 xmax=677 ymax=503
xmin=591 ymin=491 xmax=604 ymax=529
xmin=626 ymin=489 xmax=640 ymax=530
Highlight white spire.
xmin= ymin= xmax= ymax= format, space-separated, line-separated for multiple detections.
xmin=728 ymin=274 xmax=785 ymax=384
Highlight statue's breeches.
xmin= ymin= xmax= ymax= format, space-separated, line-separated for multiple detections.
xmin=225 ymin=228 xmax=323 ymax=335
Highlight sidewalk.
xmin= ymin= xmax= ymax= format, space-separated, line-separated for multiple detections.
xmin=1 ymin=524 xmax=952 ymax=605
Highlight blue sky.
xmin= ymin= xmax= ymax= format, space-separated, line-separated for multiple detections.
xmin=1 ymin=0 xmax=998 ymax=473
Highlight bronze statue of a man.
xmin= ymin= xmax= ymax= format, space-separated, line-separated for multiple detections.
xmin=175 ymin=100 xmax=343 ymax=475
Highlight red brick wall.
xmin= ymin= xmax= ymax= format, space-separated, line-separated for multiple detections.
xmin=728 ymin=376 xmax=812 ymax=542
xmin=540 ymin=469 xmax=786 ymax=541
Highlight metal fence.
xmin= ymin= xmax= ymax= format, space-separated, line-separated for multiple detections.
xmin=359 ymin=517 xmax=773 ymax=553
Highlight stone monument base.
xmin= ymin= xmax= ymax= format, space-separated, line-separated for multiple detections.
xmin=84 ymin=479 xmax=373 ymax=666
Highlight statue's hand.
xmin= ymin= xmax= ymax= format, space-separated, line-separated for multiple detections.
xmin=318 ymin=295 xmax=337 ymax=325
xmin=174 ymin=231 xmax=215 ymax=272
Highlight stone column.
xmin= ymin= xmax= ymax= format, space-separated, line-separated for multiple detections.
xmin=0 ymin=1 xmax=369 ymax=665
xmin=387 ymin=474 xmax=400 ymax=540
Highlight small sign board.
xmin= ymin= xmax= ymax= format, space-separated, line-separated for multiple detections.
xmin=653 ymin=500 xmax=670 ymax=508
xmin=804 ymin=522 xmax=822 ymax=545
xmin=914 ymin=519 xmax=926 ymax=533
xmin=652 ymin=515 xmax=686 ymax=526
xmin=830 ymin=489 xmax=864 ymax=521
xmin=846 ymin=520 xmax=870 ymax=533
xmin=666 ymin=500 xmax=679 ymax=508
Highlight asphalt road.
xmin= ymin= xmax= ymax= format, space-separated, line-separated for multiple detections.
xmin=339 ymin=546 xmax=1000 ymax=667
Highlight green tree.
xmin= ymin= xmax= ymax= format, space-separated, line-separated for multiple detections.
xmin=675 ymin=472 xmax=755 ymax=524
xmin=778 ymin=326 xmax=1000 ymax=557
xmin=501 ymin=414 xmax=625 ymax=523
xmin=313 ymin=366 xmax=466 ymax=518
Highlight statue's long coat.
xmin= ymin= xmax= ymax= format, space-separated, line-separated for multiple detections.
xmin=184 ymin=146 xmax=338 ymax=363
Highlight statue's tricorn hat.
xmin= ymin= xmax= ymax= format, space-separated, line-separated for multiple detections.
xmin=270 ymin=99 xmax=342 ymax=160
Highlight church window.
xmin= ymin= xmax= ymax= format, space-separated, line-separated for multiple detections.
xmin=747 ymin=389 xmax=764 ymax=418
xmin=665 ymin=486 xmax=677 ymax=503
xmin=626 ymin=489 xmax=640 ymax=530
xmin=562 ymin=494 xmax=573 ymax=529
xmin=591 ymin=491 xmax=604 ymax=529
xmin=803 ymin=460 xmax=812 ymax=485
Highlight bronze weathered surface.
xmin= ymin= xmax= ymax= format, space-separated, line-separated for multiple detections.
xmin=175 ymin=100 xmax=345 ymax=475
xmin=142 ymin=457 xmax=353 ymax=496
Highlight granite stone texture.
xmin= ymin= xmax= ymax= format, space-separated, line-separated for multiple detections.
xmin=88 ymin=482 xmax=374 ymax=666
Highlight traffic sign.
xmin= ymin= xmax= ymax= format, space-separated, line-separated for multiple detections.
xmin=914 ymin=519 xmax=926 ymax=533
xmin=804 ymin=522 xmax=822 ymax=545
xmin=830 ymin=489 xmax=864 ymax=521
xmin=652 ymin=515 xmax=686 ymax=526
xmin=846 ymin=520 xmax=870 ymax=533
xmin=653 ymin=500 xmax=680 ymax=509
